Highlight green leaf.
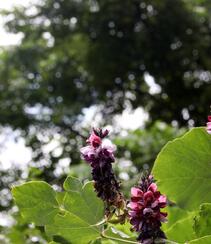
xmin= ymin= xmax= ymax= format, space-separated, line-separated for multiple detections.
xmin=63 ymin=175 xmax=83 ymax=192
xmin=101 ymin=241 xmax=116 ymax=244
xmin=165 ymin=211 xmax=196 ymax=242
xmin=45 ymin=212 xmax=100 ymax=244
xmin=12 ymin=177 xmax=104 ymax=243
xmin=12 ymin=181 xmax=59 ymax=226
xmin=56 ymin=191 xmax=65 ymax=205
xmin=188 ymin=235 xmax=211 ymax=243
xmin=194 ymin=203 xmax=211 ymax=237
xmin=152 ymin=127 xmax=211 ymax=210
xmin=45 ymin=176 xmax=104 ymax=243
xmin=63 ymin=179 xmax=104 ymax=225
xmin=163 ymin=206 xmax=191 ymax=231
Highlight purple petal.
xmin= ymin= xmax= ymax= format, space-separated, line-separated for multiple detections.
xmin=131 ymin=187 xmax=143 ymax=197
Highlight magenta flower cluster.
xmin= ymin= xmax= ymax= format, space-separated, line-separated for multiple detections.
xmin=128 ymin=174 xmax=167 ymax=244
xmin=80 ymin=128 xmax=124 ymax=210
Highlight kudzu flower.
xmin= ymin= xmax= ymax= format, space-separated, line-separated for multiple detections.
xmin=86 ymin=131 xmax=102 ymax=148
xmin=128 ymin=174 xmax=167 ymax=244
xmin=80 ymin=129 xmax=115 ymax=166
xmin=206 ymin=116 xmax=211 ymax=134
xmin=80 ymin=128 xmax=124 ymax=211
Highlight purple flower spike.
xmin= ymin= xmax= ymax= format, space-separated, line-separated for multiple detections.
xmin=128 ymin=174 xmax=167 ymax=244
xmin=80 ymin=128 xmax=125 ymax=212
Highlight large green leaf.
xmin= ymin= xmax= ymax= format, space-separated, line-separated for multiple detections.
xmin=46 ymin=212 xmax=100 ymax=244
xmin=12 ymin=181 xmax=59 ymax=226
xmin=12 ymin=177 xmax=105 ymax=243
xmin=63 ymin=176 xmax=104 ymax=225
xmin=45 ymin=176 xmax=104 ymax=243
xmin=163 ymin=206 xmax=191 ymax=231
xmin=12 ymin=177 xmax=111 ymax=244
xmin=194 ymin=203 xmax=211 ymax=237
xmin=165 ymin=211 xmax=196 ymax=243
xmin=63 ymin=176 xmax=83 ymax=192
xmin=152 ymin=127 xmax=211 ymax=210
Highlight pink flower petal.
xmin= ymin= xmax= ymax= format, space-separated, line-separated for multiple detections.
xmin=128 ymin=210 xmax=138 ymax=217
xmin=151 ymin=200 xmax=159 ymax=208
xmin=87 ymin=132 xmax=102 ymax=148
xmin=131 ymin=187 xmax=143 ymax=197
xmin=158 ymin=195 xmax=167 ymax=208
xmin=128 ymin=201 xmax=142 ymax=210
xmin=207 ymin=122 xmax=211 ymax=128
xmin=144 ymin=191 xmax=154 ymax=203
xmin=80 ymin=146 xmax=94 ymax=155
xmin=143 ymin=207 xmax=153 ymax=215
xmin=101 ymin=139 xmax=116 ymax=152
xmin=148 ymin=183 xmax=157 ymax=193
xmin=206 ymin=122 xmax=211 ymax=134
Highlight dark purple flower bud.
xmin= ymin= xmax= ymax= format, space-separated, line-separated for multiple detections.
xmin=80 ymin=128 xmax=125 ymax=215
xmin=93 ymin=128 xmax=109 ymax=139
xmin=101 ymin=129 xmax=109 ymax=138
xmin=128 ymin=174 xmax=167 ymax=244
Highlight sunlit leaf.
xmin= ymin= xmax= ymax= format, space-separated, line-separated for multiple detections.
xmin=63 ymin=177 xmax=104 ymax=225
xmin=46 ymin=210 xmax=100 ymax=244
xmin=165 ymin=211 xmax=196 ymax=242
xmin=12 ymin=181 xmax=59 ymax=226
xmin=152 ymin=128 xmax=211 ymax=210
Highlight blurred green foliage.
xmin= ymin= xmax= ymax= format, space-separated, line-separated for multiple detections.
xmin=0 ymin=0 xmax=211 ymax=131
xmin=0 ymin=0 xmax=210 ymax=183
xmin=115 ymin=122 xmax=185 ymax=169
